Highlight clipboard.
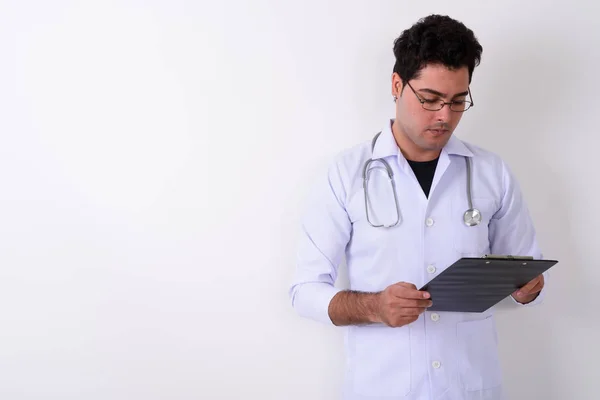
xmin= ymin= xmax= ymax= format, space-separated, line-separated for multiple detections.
xmin=419 ymin=255 xmax=558 ymax=313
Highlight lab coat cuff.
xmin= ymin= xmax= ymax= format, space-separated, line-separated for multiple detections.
xmin=293 ymin=283 xmax=343 ymax=325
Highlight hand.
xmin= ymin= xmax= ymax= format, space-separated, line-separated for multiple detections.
xmin=376 ymin=282 xmax=432 ymax=327
xmin=511 ymin=274 xmax=544 ymax=304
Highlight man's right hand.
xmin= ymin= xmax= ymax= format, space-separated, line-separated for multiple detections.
xmin=375 ymin=282 xmax=432 ymax=327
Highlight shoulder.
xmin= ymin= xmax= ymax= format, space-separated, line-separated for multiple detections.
xmin=331 ymin=137 xmax=372 ymax=167
xmin=317 ymin=136 xmax=374 ymax=206
xmin=455 ymin=137 xmax=513 ymax=181
xmin=459 ymin=138 xmax=505 ymax=166
xmin=326 ymin=136 xmax=374 ymax=181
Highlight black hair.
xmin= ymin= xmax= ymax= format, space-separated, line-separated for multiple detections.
xmin=393 ymin=14 xmax=483 ymax=87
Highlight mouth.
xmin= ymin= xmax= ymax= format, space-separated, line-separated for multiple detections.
xmin=427 ymin=129 xmax=449 ymax=136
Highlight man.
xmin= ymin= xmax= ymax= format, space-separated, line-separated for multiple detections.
xmin=289 ymin=14 xmax=547 ymax=400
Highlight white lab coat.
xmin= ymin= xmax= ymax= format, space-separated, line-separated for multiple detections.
xmin=289 ymin=119 xmax=547 ymax=400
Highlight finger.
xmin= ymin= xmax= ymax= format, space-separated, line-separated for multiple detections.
xmin=521 ymin=278 xmax=539 ymax=293
xmin=395 ymin=282 xmax=418 ymax=290
xmin=396 ymin=298 xmax=433 ymax=308
xmin=396 ymin=307 xmax=428 ymax=316
xmin=391 ymin=283 xmax=430 ymax=299
xmin=519 ymin=276 xmax=542 ymax=294
xmin=523 ymin=275 xmax=544 ymax=294
xmin=518 ymin=279 xmax=544 ymax=296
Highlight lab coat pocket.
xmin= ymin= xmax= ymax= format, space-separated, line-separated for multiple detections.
xmin=349 ymin=325 xmax=411 ymax=397
xmin=456 ymin=316 xmax=503 ymax=391
xmin=452 ymin=197 xmax=497 ymax=257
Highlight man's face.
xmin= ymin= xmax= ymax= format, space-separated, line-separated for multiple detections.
xmin=393 ymin=64 xmax=470 ymax=156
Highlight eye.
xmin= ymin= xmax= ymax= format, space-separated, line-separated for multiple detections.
xmin=423 ymin=98 xmax=439 ymax=104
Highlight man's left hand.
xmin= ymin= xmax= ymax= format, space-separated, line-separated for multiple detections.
xmin=511 ymin=274 xmax=544 ymax=304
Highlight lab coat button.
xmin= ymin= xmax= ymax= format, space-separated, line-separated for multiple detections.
xmin=425 ymin=218 xmax=434 ymax=227
xmin=427 ymin=265 xmax=436 ymax=274
xmin=432 ymin=361 xmax=441 ymax=369
xmin=431 ymin=313 xmax=440 ymax=322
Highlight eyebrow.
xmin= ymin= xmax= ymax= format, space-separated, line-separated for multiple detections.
xmin=418 ymin=88 xmax=469 ymax=98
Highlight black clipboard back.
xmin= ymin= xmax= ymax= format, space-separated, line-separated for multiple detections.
xmin=419 ymin=255 xmax=558 ymax=313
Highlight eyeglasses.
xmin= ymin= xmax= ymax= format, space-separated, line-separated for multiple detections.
xmin=406 ymin=81 xmax=474 ymax=112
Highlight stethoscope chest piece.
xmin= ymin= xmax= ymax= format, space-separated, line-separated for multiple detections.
xmin=463 ymin=208 xmax=482 ymax=227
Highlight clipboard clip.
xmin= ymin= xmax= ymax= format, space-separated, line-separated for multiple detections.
xmin=483 ymin=254 xmax=534 ymax=260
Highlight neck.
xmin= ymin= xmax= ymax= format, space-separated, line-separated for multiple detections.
xmin=391 ymin=119 xmax=442 ymax=162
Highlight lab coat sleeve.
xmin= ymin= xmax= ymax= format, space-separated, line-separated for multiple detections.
xmin=488 ymin=159 xmax=548 ymax=307
xmin=288 ymin=159 xmax=352 ymax=325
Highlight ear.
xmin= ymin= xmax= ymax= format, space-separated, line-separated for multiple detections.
xmin=391 ymin=73 xmax=403 ymax=100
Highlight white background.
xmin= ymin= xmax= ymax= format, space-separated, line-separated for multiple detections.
xmin=0 ymin=1 xmax=598 ymax=399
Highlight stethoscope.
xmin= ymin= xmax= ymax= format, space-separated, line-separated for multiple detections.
xmin=362 ymin=132 xmax=482 ymax=228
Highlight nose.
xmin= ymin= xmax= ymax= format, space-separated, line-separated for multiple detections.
xmin=434 ymin=104 xmax=452 ymax=123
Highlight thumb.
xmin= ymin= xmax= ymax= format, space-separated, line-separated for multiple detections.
xmin=394 ymin=282 xmax=430 ymax=299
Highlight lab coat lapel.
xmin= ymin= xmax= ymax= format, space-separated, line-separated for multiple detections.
xmin=429 ymin=149 xmax=451 ymax=199
xmin=429 ymin=134 xmax=473 ymax=199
